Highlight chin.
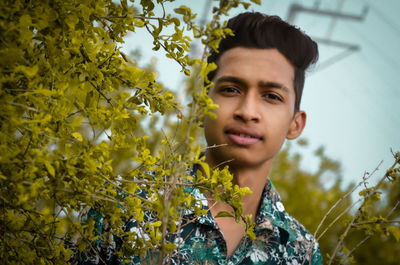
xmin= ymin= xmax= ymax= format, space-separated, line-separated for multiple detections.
xmin=229 ymin=158 xmax=267 ymax=169
xmin=215 ymin=149 xmax=269 ymax=169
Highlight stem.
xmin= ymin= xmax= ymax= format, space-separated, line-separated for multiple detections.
xmin=328 ymin=156 xmax=400 ymax=265
xmin=317 ymin=198 xmax=362 ymax=241
xmin=344 ymin=201 xmax=400 ymax=260
xmin=314 ymin=161 xmax=382 ymax=239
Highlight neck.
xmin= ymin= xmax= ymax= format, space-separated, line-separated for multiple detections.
xmin=204 ymin=153 xmax=272 ymax=219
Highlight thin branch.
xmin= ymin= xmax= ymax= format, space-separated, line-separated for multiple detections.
xmin=95 ymin=172 xmax=152 ymax=204
xmin=201 ymin=143 xmax=228 ymax=151
xmin=387 ymin=200 xmax=400 ymax=217
xmin=353 ymin=220 xmax=400 ymax=226
xmin=99 ymin=15 xmax=169 ymax=22
xmin=60 ymin=207 xmax=107 ymax=265
xmin=120 ymin=51 xmax=136 ymax=65
xmin=213 ymin=159 xmax=234 ymax=170
xmin=317 ymin=198 xmax=363 ymax=241
xmin=88 ymin=80 xmax=114 ymax=107
xmin=345 ymin=201 xmax=400 ymax=260
xmin=66 ymin=110 xmax=82 ymax=119
xmin=327 ymin=156 xmax=400 ymax=265
xmin=346 ymin=236 xmax=371 ymax=260
xmin=4 ymin=89 xmax=32 ymax=92
xmin=314 ymin=161 xmax=383 ymax=238
xmin=22 ymin=136 xmax=32 ymax=158
xmin=144 ymin=23 xmax=187 ymax=71
xmin=98 ymin=51 xmax=116 ymax=69
xmin=0 ymin=194 xmax=10 ymax=204
xmin=160 ymin=2 xmax=166 ymax=19
xmin=6 ymin=101 xmax=41 ymax=113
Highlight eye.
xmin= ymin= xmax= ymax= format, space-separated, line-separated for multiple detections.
xmin=263 ymin=93 xmax=283 ymax=102
xmin=221 ymin=86 xmax=240 ymax=95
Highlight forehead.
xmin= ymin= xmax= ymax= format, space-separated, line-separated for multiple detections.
xmin=215 ymin=47 xmax=295 ymax=90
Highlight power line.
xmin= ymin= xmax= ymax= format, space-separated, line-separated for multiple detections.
xmin=312 ymin=43 xmax=358 ymax=72
xmin=326 ymin=0 xmax=346 ymax=39
xmin=288 ymin=1 xmax=400 ymax=127
xmin=287 ymin=3 xmax=368 ymax=23
xmin=286 ymin=1 xmax=367 ymax=70
xmin=361 ymin=0 xmax=400 ymax=37
xmin=346 ymin=22 xmax=400 ymax=73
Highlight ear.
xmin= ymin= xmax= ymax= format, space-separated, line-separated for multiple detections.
xmin=286 ymin=111 xmax=306 ymax=140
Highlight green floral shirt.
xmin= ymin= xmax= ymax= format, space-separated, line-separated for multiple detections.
xmin=73 ymin=179 xmax=322 ymax=265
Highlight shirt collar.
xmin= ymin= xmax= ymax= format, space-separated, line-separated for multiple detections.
xmin=256 ymin=179 xmax=286 ymax=226
xmin=186 ymin=176 xmax=291 ymax=233
xmin=255 ymin=179 xmax=296 ymax=244
xmin=187 ymin=165 xmax=294 ymax=243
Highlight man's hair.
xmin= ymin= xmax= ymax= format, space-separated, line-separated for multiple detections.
xmin=207 ymin=12 xmax=319 ymax=112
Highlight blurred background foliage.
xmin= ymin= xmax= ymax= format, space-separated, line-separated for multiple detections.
xmin=270 ymin=141 xmax=400 ymax=264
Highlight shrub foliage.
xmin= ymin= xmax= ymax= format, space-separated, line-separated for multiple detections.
xmin=0 ymin=0 xmax=260 ymax=263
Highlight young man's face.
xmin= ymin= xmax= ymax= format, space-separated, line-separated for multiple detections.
xmin=204 ymin=47 xmax=306 ymax=169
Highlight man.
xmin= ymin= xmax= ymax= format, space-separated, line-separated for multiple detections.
xmin=74 ymin=12 xmax=321 ymax=265
xmin=201 ymin=12 xmax=320 ymax=263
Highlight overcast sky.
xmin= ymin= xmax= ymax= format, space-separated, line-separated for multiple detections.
xmin=122 ymin=0 xmax=400 ymax=188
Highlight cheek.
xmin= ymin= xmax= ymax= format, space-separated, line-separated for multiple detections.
xmin=203 ymin=118 xmax=218 ymax=146
xmin=212 ymin=98 xmax=233 ymax=118
xmin=203 ymin=114 xmax=217 ymax=131
xmin=264 ymin=111 xmax=292 ymax=134
xmin=203 ymin=106 xmax=226 ymax=142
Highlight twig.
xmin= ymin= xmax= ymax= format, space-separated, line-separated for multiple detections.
xmin=327 ymin=156 xmax=400 ymax=265
xmin=88 ymin=81 xmax=114 ymax=107
xmin=213 ymin=159 xmax=234 ymax=170
xmin=386 ymin=200 xmax=400 ymax=217
xmin=201 ymin=143 xmax=228 ymax=151
xmin=120 ymin=51 xmax=136 ymax=65
xmin=346 ymin=236 xmax=371 ymax=261
xmin=144 ymin=23 xmax=187 ymax=71
xmin=98 ymin=51 xmax=115 ymax=69
xmin=314 ymin=161 xmax=382 ymax=239
xmin=96 ymin=172 xmax=152 ymax=204
xmin=6 ymin=101 xmax=41 ymax=113
xmin=60 ymin=207 xmax=107 ymax=265
xmin=353 ymin=220 xmax=400 ymax=226
xmin=344 ymin=200 xmax=400 ymax=260
xmin=317 ymin=198 xmax=362 ymax=241
xmin=99 ymin=15 xmax=169 ymax=22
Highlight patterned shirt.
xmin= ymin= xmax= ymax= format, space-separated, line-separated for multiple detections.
xmin=74 ymin=179 xmax=322 ymax=265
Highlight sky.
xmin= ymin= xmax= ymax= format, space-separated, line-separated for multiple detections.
xmin=122 ymin=0 xmax=400 ymax=188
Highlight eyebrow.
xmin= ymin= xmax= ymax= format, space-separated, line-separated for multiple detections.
xmin=259 ymin=81 xmax=289 ymax=92
xmin=214 ymin=76 xmax=289 ymax=92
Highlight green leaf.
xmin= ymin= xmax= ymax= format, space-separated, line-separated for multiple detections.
xmin=44 ymin=161 xmax=55 ymax=177
xmin=199 ymin=162 xmax=210 ymax=178
xmin=72 ymin=132 xmax=83 ymax=142
xmin=19 ymin=14 xmax=32 ymax=27
xmin=15 ymin=65 xmax=39 ymax=78
xmin=70 ymin=117 xmax=83 ymax=128
xmin=388 ymin=226 xmax=400 ymax=241
xmin=171 ymin=17 xmax=180 ymax=26
xmin=163 ymin=242 xmax=177 ymax=252
xmin=214 ymin=211 xmax=234 ymax=218
xmin=152 ymin=221 xmax=162 ymax=227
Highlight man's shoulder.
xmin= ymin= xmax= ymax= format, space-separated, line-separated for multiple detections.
xmin=256 ymin=179 xmax=322 ymax=264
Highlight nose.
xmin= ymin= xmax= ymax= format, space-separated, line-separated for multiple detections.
xmin=233 ymin=93 xmax=261 ymax=122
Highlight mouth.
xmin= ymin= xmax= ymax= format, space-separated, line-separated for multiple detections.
xmin=225 ymin=128 xmax=262 ymax=145
xmin=228 ymin=132 xmax=260 ymax=139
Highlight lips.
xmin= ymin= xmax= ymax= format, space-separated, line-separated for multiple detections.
xmin=225 ymin=127 xmax=262 ymax=146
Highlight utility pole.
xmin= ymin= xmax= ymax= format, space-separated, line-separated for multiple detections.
xmin=287 ymin=0 xmax=369 ymax=71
